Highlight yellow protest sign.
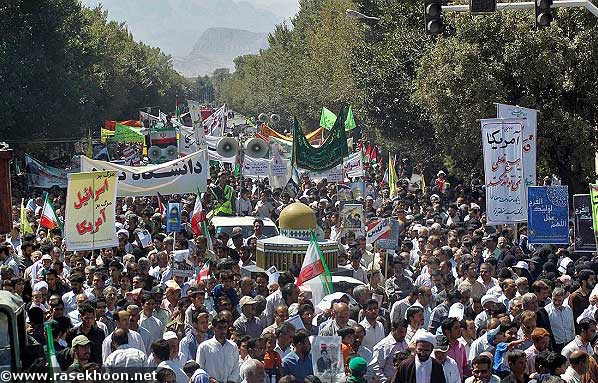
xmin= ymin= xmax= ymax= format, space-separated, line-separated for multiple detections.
xmin=65 ymin=171 xmax=118 ymax=251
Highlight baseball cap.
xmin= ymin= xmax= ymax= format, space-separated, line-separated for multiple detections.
xmin=163 ymin=331 xmax=178 ymax=341
xmin=71 ymin=335 xmax=91 ymax=348
xmin=348 ymin=356 xmax=367 ymax=374
xmin=41 ymin=254 xmax=52 ymax=261
xmin=434 ymin=335 xmax=450 ymax=352
xmin=239 ymin=296 xmax=258 ymax=308
xmin=513 ymin=261 xmax=529 ymax=271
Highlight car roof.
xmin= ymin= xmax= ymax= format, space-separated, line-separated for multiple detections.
xmin=210 ymin=216 xmax=277 ymax=227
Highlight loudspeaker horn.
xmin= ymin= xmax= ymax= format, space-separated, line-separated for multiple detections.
xmin=244 ymin=137 xmax=269 ymax=158
xmin=216 ymin=137 xmax=239 ymax=158
xmin=258 ymin=113 xmax=269 ymax=123
xmin=270 ymin=114 xmax=281 ymax=124
xmin=148 ymin=146 xmax=162 ymax=162
xmin=164 ymin=145 xmax=178 ymax=160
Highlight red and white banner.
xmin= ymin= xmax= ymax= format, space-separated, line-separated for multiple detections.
xmin=366 ymin=218 xmax=390 ymax=244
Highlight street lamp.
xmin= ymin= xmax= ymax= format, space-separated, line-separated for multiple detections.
xmin=345 ymin=9 xmax=380 ymax=21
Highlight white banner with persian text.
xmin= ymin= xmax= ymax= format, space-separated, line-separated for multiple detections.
xmin=343 ymin=152 xmax=364 ymax=178
xmin=81 ymin=150 xmax=208 ymax=197
xmin=243 ymin=157 xmax=270 ymax=178
xmin=482 ymin=118 xmax=528 ymax=224
xmin=496 ymin=104 xmax=537 ymax=188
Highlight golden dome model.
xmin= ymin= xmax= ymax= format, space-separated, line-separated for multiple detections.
xmin=279 ymin=202 xmax=317 ymax=232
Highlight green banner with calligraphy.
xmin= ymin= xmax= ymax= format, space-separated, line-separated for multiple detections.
xmin=590 ymin=184 xmax=598 ymax=245
xmin=293 ymin=106 xmax=349 ymax=171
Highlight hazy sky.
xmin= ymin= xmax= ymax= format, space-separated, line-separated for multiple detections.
xmin=244 ymin=0 xmax=300 ymax=18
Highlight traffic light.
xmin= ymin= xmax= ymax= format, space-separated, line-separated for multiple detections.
xmin=424 ymin=0 xmax=443 ymax=35
xmin=535 ymin=0 xmax=553 ymax=27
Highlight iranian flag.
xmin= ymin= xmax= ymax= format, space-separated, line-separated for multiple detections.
xmin=297 ymin=232 xmax=333 ymax=308
xmin=191 ymin=190 xmax=207 ymax=236
xmin=198 ymin=260 xmax=210 ymax=282
xmin=40 ymin=193 xmax=62 ymax=233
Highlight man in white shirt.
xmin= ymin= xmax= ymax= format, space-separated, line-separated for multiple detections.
xmin=102 ymin=310 xmax=146 ymax=360
xmin=359 ymin=299 xmax=385 ymax=351
xmin=464 ymin=355 xmax=501 ymax=383
xmin=433 ymin=335 xmax=461 ymax=383
xmin=562 ymin=318 xmax=596 ymax=360
xmin=274 ymin=322 xmax=295 ymax=360
xmin=411 ymin=286 xmax=433 ymax=329
xmin=138 ymin=293 xmax=163 ymax=354
xmin=151 ymin=339 xmax=188 ymax=383
xmin=103 ymin=328 xmax=146 ymax=369
xmin=196 ymin=314 xmax=240 ymax=382
xmin=368 ymin=319 xmax=408 ymax=382
xmin=545 ymin=287 xmax=576 ymax=351
xmin=561 ymin=350 xmax=589 ymax=383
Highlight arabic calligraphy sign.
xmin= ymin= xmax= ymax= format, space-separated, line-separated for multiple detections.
xmin=81 ymin=150 xmax=208 ymax=197
xmin=591 ymin=184 xmax=598 ymax=247
xmin=573 ymin=194 xmax=597 ymax=252
xmin=243 ymin=157 xmax=270 ymax=178
xmin=366 ymin=219 xmax=390 ymax=244
xmin=497 ymin=104 xmax=537 ymax=188
xmin=65 ymin=171 xmax=118 ymax=251
xmin=481 ymin=118 xmax=527 ymax=225
xmin=343 ymin=152 xmax=364 ymax=178
xmin=527 ymin=186 xmax=569 ymax=244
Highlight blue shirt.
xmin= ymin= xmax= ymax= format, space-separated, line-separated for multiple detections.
xmin=282 ymin=351 xmax=313 ymax=382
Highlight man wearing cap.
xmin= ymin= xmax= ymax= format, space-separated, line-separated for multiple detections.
xmin=148 ymin=331 xmax=186 ymax=369
xmin=432 ymin=335 xmax=461 ymax=383
xmin=66 ymin=303 xmax=105 ymax=364
xmin=67 ymin=335 xmax=91 ymax=374
xmin=347 ymin=356 xmax=369 ymax=383
xmin=393 ymin=329 xmax=447 ymax=383
xmin=475 ymin=294 xmax=499 ymax=332
xmin=234 ymin=296 xmax=263 ymax=338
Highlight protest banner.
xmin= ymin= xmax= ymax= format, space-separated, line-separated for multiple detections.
xmin=81 ymin=150 xmax=208 ymax=197
xmin=172 ymin=249 xmax=195 ymax=277
xmin=344 ymin=152 xmax=364 ymax=178
xmin=270 ymin=144 xmax=288 ymax=177
xmin=481 ymin=118 xmax=527 ymax=224
xmin=25 ymin=155 xmax=69 ymax=189
xmin=350 ymin=181 xmax=366 ymax=200
xmin=64 ymin=171 xmax=118 ymax=251
xmin=341 ymin=203 xmax=364 ymax=235
xmin=366 ymin=218 xmax=390 ymax=244
xmin=378 ymin=219 xmax=400 ymax=249
xmin=242 ymin=157 xmax=270 ymax=178
xmin=312 ymin=336 xmax=344 ymax=382
xmin=304 ymin=164 xmax=343 ymax=183
xmin=167 ymin=202 xmax=182 ymax=233
xmin=573 ymin=194 xmax=597 ymax=252
xmin=527 ymin=186 xmax=569 ymax=244
xmin=591 ymin=184 xmax=598 ymax=246
xmin=497 ymin=104 xmax=537 ymax=188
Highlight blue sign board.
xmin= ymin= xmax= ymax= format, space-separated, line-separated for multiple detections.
xmin=527 ymin=186 xmax=569 ymax=244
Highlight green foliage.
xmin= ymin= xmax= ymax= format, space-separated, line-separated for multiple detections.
xmin=221 ymin=0 xmax=363 ymax=132
xmin=0 ymin=0 xmax=188 ymax=142
xmin=414 ymin=7 xmax=598 ymax=189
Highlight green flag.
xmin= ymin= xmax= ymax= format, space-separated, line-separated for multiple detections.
xmin=114 ymin=123 xmax=144 ymax=143
xmin=345 ymin=105 xmax=356 ymax=131
xmin=321 ymin=106 xmax=356 ymax=131
xmin=293 ymin=106 xmax=349 ymax=171
xmin=320 ymin=107 xmax=337 ymax=130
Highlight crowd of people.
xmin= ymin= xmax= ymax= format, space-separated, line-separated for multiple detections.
xmin=4 ymin=150 xmax=598 ymax=383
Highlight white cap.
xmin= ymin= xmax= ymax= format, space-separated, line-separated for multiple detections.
xmin=163 ymin=331 xmax=178 ymax=341
xmin=481 ymin=294 xmax=499 ymax=307
xmin=448 ymin=303 xmax=465 ymax=321
xmin=513 ymin=261 xmax=529 ymax=271
xmin=41 ymin=254 xmax=52 ymax=261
